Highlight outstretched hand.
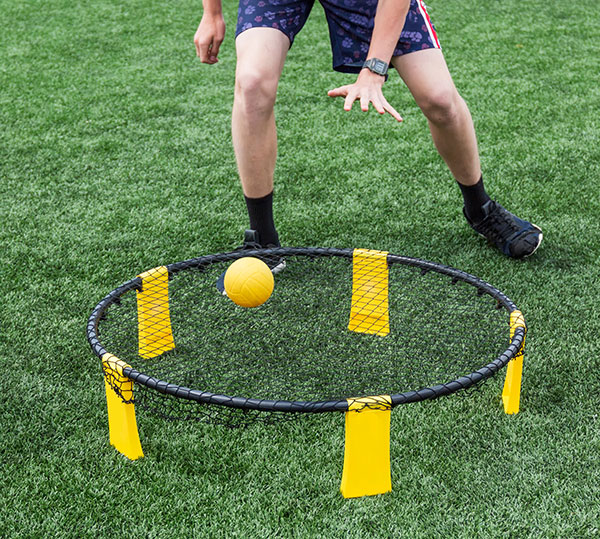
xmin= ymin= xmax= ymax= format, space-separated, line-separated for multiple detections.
xmin=327 ymin=70 xmax=402 ymax=122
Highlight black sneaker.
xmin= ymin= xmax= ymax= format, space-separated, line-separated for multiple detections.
xmin=216 ymin=229 xmax=286 ymax=295
xmin=464 ymin=200 xmax=543 ymax=258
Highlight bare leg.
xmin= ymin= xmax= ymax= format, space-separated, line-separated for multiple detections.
xmin=392 ymin=49 xmax=481 ymax=186
xmin=232 ymin=28 xmax=289 ymax=198
xmin=391 ymin=49 xmax=542 ymax=257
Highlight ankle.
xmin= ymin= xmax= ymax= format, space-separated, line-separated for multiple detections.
xmin=244 ymin=191 xmax=280 ymax=246
xmin=458 ymin=176 xmax=491 ymax=223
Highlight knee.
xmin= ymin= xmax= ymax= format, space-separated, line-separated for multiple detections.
xmin=418 ymin=88 xmax=462 ymax=127
xmin=235 ymin=68 xmax=278 ymax=116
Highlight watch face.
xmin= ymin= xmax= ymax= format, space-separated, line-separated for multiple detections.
xmin=364 ymin=58 xmax=388 ymax=75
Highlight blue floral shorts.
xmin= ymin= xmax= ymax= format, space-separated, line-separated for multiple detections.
xmin=235 ymin=0 xmax=441 ymax=73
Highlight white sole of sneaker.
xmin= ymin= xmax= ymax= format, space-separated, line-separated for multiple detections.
xmin=524 ymin=226 xmax=543 ymax=258
xmin=476 ymin=224 xmax=543 ymax=258
xmin=271 ymin=259 xmax=286 ymax=274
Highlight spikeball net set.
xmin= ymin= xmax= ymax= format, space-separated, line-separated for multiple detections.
xmin=87 ymin=247 xmax=527 ymax=498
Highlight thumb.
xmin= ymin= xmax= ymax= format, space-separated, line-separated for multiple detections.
xmin=327 ymin=86 xmax=349 ymax=97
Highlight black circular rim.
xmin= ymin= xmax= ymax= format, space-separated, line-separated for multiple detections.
xmin=87 ymin=247 xmax=526 ymax=413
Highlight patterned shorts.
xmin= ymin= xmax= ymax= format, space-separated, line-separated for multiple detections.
xmin=235 ymin=0 xmax=441 ymax=73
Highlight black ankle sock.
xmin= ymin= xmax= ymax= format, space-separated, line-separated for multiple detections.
xmin=244 ymin=191 xmax=280 ymax=246
xmin=458 ymin=176 xmax=491 ymax=224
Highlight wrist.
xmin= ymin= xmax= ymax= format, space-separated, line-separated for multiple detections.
xmin=203 ymin=9 xmax=223 ymax=17
xmin=202 ymin=0 xmax=223 ymax=16
xmin=358 ymin=68 xmax=385 ymax=84
xmin=362 ymin=57 xmax=389 ymax=77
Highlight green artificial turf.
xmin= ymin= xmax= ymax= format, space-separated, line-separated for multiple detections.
xmin=1 ymin=0 xmax=599 ymax=536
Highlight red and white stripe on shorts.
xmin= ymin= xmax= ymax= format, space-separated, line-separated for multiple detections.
xmin=416 ymin=0 xmax=441 ymax=49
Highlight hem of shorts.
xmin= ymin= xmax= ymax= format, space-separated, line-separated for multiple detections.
xmin=235 ymin=25 xmax=293 ymax=49
xmin=333 ymin=63 xmax=363 ymax=74
xmin=333 ymin=63 xmax=391 ymax=82
xmin=333 ymin=43 xmax=439 ymax=74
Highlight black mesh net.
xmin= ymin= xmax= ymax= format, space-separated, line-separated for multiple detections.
xmin=95 ymin=250 xmax=512 ymax=426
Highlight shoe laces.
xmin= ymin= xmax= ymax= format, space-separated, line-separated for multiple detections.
xmin=479 ymin=203 xmax=521 ymax=244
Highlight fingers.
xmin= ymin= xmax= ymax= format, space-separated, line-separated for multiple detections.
xmin=371 ymin=95 xmax=385 ymax=115
xmin=382 ymin=97 xmax=403 ymax=122
xmin=194 ymin=20 xmax=225 ymax=64
xmin=199 ymin=42 xmax=221 ymax=64
xmin=197 ymin=40 xmax=220 ymax=64
xmin=360 ymin=93 xmax=369 ymax=112
xmin=194 ymin=33 xmax=213 ymax=63
xmin=194 ymin=35 xmax=201 ymax=58
xmin=328 ymin=85 xmax=358 ymax=112
xmin=344 ymin=88 xmax=359 ymax=111
xmin=209 ymin=39 xmax=221 ymax=62
xmin=327 ymin=86 xmax=349 ymax=97
xmin=329 ymin=84 xmax=403 ymax=121
xmin=198 ymin=42 xmax=211 ymax=63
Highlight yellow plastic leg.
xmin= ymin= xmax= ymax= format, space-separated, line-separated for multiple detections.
xmin=103 ymin=353 xmax=144 ymax=460
xmin=340 ymin=396 xmax=392 ymax=498
xmin=502 ymin=310 xmax=526 ymax=415
xmin=137 ymin=266 xmax=175 ymax=359
xmin=348 ymin=249 xmax=390 ymax=337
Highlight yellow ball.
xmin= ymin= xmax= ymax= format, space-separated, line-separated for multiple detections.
xmin=224 ymin=257 xmax=274 ymax=308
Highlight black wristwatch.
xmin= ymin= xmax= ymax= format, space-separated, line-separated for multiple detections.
xmin=362 ymin=57 xmax=388 ymax=76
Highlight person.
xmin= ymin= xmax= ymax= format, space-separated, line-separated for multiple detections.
xmin=193 ymin=0 xmax=542 ymax=265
